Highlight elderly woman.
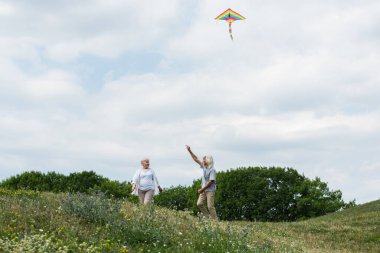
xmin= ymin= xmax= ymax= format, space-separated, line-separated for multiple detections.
xmin=185 ymin=145 xmax=218 ymax=220
xmin=132 ymin=158 xmax=162 ymax=204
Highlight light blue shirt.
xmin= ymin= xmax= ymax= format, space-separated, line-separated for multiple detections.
xmin=200 ymin=163 xmax=216 ymax=192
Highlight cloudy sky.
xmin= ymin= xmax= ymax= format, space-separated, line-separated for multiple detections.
xmin=1 ymin=0 xmax=379 ymax=204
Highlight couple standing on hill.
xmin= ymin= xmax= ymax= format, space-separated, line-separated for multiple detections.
xmin=131 ymin=145 xmax=218 ymax=220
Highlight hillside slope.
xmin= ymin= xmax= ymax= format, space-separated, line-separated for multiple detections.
xmin=240 ymin=199 xmax=380 ymax=252
xmin=0 ymin=189 xmax=379 ymax=252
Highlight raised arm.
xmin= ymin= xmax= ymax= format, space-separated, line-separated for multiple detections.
xmin=185 ymin=145 xmax=202 ymax=166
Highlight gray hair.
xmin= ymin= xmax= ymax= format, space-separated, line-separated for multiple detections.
xmin=141 ymin=158 xmax=149 ymax=163
xmin=204 ymin=155 xmax=214 ymax=168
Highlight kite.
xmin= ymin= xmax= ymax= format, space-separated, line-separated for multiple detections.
xmin=215 ymin=8 xmax=246 ymax=41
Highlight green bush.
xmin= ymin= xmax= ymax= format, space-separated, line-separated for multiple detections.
xmin=0 ymin=171 xmax=134 ymax=200
xmin=92 ymin=180 xmax=134 ymax=200
xmin=0 ymin=171 xmax=55 ymax=191
xmin=154 ymin=185 xmax=197 ymax=211
xmin=155 ymin=167 xmax=355 ymax=221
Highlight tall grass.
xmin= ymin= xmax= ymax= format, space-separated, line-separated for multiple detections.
xmin=0 ymin=188 xmax=378 ymax=252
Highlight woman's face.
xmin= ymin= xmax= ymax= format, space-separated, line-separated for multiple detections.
xmin=141 ymin=160 xmax=150 ymax=169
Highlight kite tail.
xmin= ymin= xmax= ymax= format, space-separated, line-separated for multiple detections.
xmin=229 ymin=22 xmax=233 ymax=40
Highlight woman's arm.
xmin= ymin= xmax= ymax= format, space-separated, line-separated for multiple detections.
xmin=131 ymin=170 xmax=139 ymax=191
xmin=186 ymin=145 xmax=202 ymax=166
xmin=153 ymin=170 xmax=163 ymax=193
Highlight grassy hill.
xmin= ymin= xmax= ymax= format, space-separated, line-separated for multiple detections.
xmin=0 ymin=188 xmax=379 ymax=252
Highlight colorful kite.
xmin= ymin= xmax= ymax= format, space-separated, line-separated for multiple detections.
xmin=215 ymin=8 xmax=246 ymax=41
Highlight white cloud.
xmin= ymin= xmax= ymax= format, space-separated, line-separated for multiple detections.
xmin=24 ymin=70 xmax=83 ymax=98
xmin=0 ymin=1 xmax=13 ymax=16
xmin=3 ymin=0 xmax=184 ymax=62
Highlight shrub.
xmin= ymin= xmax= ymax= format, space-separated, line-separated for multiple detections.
xmin=93 ymin=180 xmax=134 ymax=200
xmin=155 ymin=167 xmax=355 ymax=221
xmin=0 ymin=171 xmax=134 ymax=200
xmin=154 ymin=185 xmax=196 ymax=211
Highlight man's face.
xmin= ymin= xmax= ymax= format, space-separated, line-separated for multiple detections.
xmin=203 ymin=156 xmax=208 ymax=166
xmin=141 ymin=160 xmax=150 ymax=169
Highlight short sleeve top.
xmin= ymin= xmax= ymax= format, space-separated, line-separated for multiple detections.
xmin=200 ymin=163 xmax=216 ymax=192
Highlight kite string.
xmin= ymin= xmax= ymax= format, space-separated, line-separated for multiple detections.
xmin=229 ymin=22 xmax=233 ymax=41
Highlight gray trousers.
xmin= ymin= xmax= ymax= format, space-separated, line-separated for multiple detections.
xmin=138 ymin=189 xmax=154 ymax=204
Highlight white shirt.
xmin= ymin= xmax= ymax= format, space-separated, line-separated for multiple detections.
xmin=133 ymin=168 xmax=160 ymax=192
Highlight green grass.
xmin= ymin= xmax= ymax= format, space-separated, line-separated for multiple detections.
xmin=0 ymin=188 xmax=379 ymax=252
xmin=238 ymin=199 xmax=380 ymax=252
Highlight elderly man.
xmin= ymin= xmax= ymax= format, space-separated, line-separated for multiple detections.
xmin=186 ymin=145 xmax=218 ymax=220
